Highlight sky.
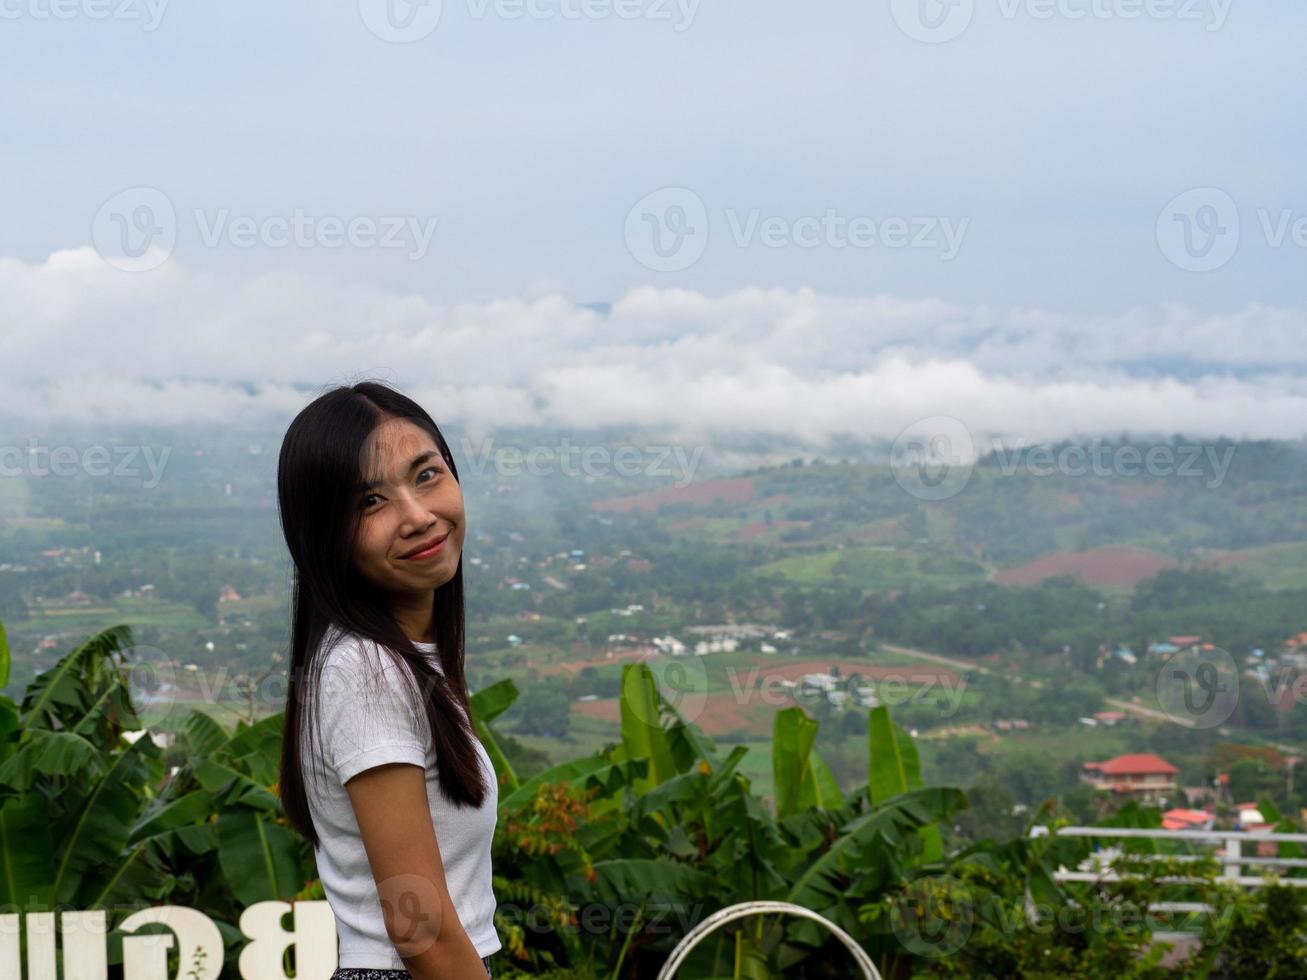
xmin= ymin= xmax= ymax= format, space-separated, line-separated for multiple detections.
xmin=2 ymin=0 xmax=1305 ymax=448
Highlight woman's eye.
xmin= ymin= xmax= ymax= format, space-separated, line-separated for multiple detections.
xmin=418 ymin=466 xmax=440 ymax=484
xmin=361 ymin=494 xmax=380 ymax=509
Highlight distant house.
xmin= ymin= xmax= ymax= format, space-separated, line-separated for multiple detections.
xmin=218 ymin=585 xmax=242 ymax=603
xmin=1093 ymin=711 xmax=1126 ymax=726
xmin=800 ymin=673 xmax=838 ymax=693
xmin=1082 ymin=753 xmax=1179 ymax=804
xmin=1168 ymin=635 xmax=1203 ymax=648
xmin=1162 ymin=808 xmax=1215 ymax=831
xmin=652 ymin=635 xmax=687 ymax=656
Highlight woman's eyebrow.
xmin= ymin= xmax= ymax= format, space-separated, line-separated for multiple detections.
xmin=358 ymin=451 xmax=439 ymax=491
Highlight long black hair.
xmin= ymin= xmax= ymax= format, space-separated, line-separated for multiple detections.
xmin=276 ymin=380 xmax=487 ymax=850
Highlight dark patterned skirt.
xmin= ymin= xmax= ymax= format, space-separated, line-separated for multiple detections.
xmin=330 ymin=957 xmax=492 ymax=979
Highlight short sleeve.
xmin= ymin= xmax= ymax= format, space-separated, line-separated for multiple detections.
xmin=315 ymin=637 xmax=433 ymax=785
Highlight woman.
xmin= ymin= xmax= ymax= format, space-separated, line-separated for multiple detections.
xmin=276 ymin=380 xmax=500 ymax=980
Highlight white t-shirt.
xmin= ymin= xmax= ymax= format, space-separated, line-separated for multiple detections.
xmin=303 ymin=627 xmax=502 ymax=968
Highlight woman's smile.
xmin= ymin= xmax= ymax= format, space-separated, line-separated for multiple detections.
xmin=398 ymin=531 xmax=450 ymax=562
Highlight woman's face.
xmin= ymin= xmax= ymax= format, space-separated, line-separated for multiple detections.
xmin=352 ymin=416 xmax=465 ymax=600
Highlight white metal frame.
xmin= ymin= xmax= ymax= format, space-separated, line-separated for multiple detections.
xmin=655 ymin=900 xmax=883 ymax=980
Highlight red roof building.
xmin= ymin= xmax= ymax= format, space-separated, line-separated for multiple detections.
xmin=1082 ymin=753 xmax=1179 ymax=804
xmin=1162 ymin=808 xmax=1214 ymax=831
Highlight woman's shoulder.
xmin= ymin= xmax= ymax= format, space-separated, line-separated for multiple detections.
xmin=317 ymin=627 xmax=443 ymax=683
xmin=317 ymin=627 xmax=373 ymax=678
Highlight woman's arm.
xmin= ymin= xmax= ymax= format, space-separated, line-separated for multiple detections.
xmin=346 ymin=762 xmax=489 ymax=980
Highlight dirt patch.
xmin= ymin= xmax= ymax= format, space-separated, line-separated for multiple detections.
xmin=994 ymin=546 xmax=1176 ymax=587
xmin=573 ymin=691 xmax=774 ymax=736
xmin=539 ymin=647 xmax=660 ymax=678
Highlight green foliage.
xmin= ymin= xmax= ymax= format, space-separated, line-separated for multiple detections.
xmin=1198 ymin=881 xmax=1307 ymax=978
xmin=1 ymin=619 xmax=1305 ymax=978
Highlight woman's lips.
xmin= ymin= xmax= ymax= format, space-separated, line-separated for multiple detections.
xmin=400 ymin=533 xmax=449 ymax=561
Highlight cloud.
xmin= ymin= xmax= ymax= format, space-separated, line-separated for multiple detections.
xmin=2 ymin=249 xmax=1305 ymax=448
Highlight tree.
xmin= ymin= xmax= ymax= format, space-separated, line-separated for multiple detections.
xmin=510 ymin=681 xmax=572 ymax=738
